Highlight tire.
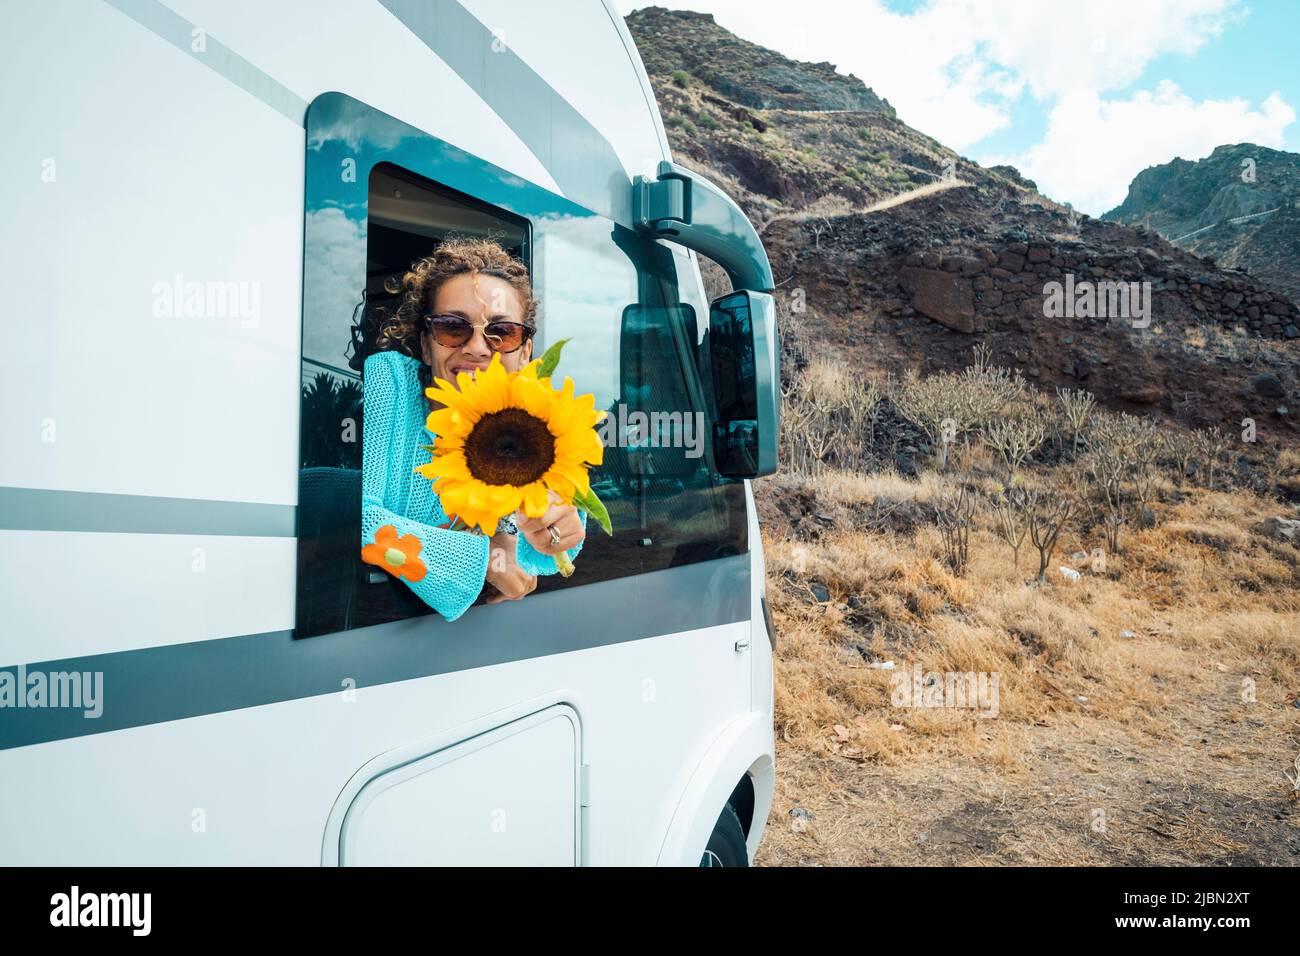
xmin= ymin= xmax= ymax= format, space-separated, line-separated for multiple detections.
xmin=699 ymin=804 xmax=749 ymax=867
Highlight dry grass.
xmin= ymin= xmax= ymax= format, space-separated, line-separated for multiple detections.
xmin=756 ymin=465 xmax=1300 ymax=865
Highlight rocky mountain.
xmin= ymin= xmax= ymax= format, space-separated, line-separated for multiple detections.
xmin=625 ymin=7 xmax=1298 ymax=435
xmin=1103 ymin=143 xmax=1300 ymax=302
xmin=629 ymin=7 xmax=894 ymax=114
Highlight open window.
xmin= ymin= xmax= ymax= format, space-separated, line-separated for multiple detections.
xmin=295 ymin=93 xmax=746 ymax=640
xmin=296 ymin=157 xmax=530 ymax=638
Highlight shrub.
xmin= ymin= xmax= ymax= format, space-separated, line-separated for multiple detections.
xmin=982 ymin=411 xmax=1048 ymax=483
xmin=1027 ymin=491 xmax=1073 ymax=585
xmin=780 ymin=359 xmax=883 ymax=476
xmin=992 ymin=485 xmax=1032 ymax=571
xmin=1055 ymin=387 xmax=1095 ymax=456
xmin=1194 ymin=427 xmax=1229 ymax=489
xmin=889 ymin=347 xmax=1025 ymax=471
xmin=935 ymin=485 xmax=977 ymax=575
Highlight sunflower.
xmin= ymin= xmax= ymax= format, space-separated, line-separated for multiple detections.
xmin=415 ymin=352 xmax=606 ymax=535
xmin=361 ymin=525 xmax=427 ymax=582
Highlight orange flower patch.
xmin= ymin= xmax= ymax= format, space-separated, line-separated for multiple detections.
xmin=361 ymin=525 xmax=427 ymax=582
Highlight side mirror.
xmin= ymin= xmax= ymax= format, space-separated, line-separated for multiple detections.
xmin=705 ymin=290 xmax=779 ymax=478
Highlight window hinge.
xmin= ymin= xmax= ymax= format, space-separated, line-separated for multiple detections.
xmin=633 ymin=173 xmax=687 ymax=234
xmin=580 ymin=763 xmax=592 ymax=808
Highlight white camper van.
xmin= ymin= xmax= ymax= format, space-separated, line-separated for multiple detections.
xmin=0 ymin=0 xmax=779 ymax=866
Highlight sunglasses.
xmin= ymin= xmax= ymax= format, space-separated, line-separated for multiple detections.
xmin=422 ymin=313 xmax=534 ymax=354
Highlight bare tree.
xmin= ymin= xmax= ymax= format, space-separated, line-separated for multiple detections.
xmin=1086 ymin=412 xmax=1156 ymax=519
xmin=1130 ymin=418 xmax=1161 ymax=517
xmin=1194 ymin=426 xmax=1229 ymax=490
xmin=890 ymin=371 xmax=962 ymax=471
xmin=992 ymin=485 xmax=1031 ymax=571
xmin=1162 ymin=429 xmax=1197 ymax=485
xmin=890 ymin=349 xmax=1025 ymax=471
xmin=1103 ymin=507 xmax=1124 ymax=556
xmin=780 ymin=359 xmax=886 ymax=475
xmin=839 ymin=374 xmax=883 ymax=467
xmin=957 ymin=362 xmax=1026 ymax=432
xmin=982 ymin=411 xmax=1048 ymax=483
xmin=1055 ymin=387 xmax=1095 ymax=457
xmin=1027 ymin=491 xmax=1073 ymax=585
xmin=935 ymin=485 xmax=978 ymax=575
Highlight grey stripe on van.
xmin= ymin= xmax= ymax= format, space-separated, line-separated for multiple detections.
xmin=0 ymin=552 xmax=750 ymax=750
xmin=101 ymin=0 xmax=309 ymax=125
xmin=379 ymin=0 xmax=632 ymax=225
xmin=0 ymin=486 xmax=296 ymax=537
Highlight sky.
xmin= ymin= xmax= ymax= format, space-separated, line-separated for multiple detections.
xmin=615 ymin=0 xmax=1299 ymax=216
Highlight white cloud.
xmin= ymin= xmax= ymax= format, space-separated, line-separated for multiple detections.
xmin=619 ymin=0 xmax=1243 ymax=148
xmin=302 ymin=207 xmax=366 ymax=368
xmin=985 ymin=84 xmax=1296 ymax=215
xmin=619 ymin=0 xmax=1295 ymax=211
xmin=955 ymin=0 xmax=1240 ymax=101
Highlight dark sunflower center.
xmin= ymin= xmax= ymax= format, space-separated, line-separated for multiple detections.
xmin=464 ymin=407 xmax=556 ymax=487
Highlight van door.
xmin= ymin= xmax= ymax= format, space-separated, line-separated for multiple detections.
xmin=338 ymin=705 xmax=581 ymax=866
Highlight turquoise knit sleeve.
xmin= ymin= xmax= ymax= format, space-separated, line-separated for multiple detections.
xmin=360 ymin=502 xmax=490 ymax=622
xmin=361 ymin=352 xmax=490 ymax=623
xmin=515 ymin=508 xmax=588 ymax=577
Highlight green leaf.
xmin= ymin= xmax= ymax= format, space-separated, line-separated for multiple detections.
xmin=572 ymin=487 xmax=613 ymax=536
xmin=536 ymin=337 xmax=571 ymax=380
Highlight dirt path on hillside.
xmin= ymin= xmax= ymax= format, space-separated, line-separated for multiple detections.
xmin=757 ymin=178 xmax=972 ymax=237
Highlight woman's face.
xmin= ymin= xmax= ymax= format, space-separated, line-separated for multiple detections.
xmin=420 ymin=272 xmax=534 ymax=389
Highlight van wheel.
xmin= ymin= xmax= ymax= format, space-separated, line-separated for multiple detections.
xmin=699 ymin=804 xmax=748 ymax=867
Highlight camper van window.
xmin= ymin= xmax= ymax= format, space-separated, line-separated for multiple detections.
xmin=296 ymin=152 xmax=744 ymax=639
xmin=297 ymin=164 xmax=530 ymax=636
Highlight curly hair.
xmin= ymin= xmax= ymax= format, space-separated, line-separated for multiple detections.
xmin=375 ymin=236 xmax=538 ymax=358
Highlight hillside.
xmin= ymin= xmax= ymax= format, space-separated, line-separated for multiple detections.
xmin=625 ymin=7 xmax=1299 ymax=441
xmin=629 ymin=7 xmax=894 ymax=114
xmin=1104 ymin=143 xmax=1300 ymax=303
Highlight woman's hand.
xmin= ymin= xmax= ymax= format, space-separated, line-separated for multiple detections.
xmin=515 ymin=491 xmax=585 ymax=556
xmin=483 ymin=529 xmax=537 ymax=604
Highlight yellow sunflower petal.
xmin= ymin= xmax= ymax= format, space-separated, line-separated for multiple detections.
xmin=426 ymin=407 xmax=472 ymax=439
xmin=547 ymin=459 xmax=591 ymax=498
xmin=510 ymin=374 xmax=556 ymax=423
xmin=490 ymin=484 xmax=524 ymax=515
xmin=555 ymin=428 xmax=601 ymax=462
xmin=542 ymin=468 xmax=577 ymax=500
xmin=460 ymin=352 xmax=508 ymax=414
xmin=418 ymin=452 xmax=471 ymax=480
xmin=426 ymin=379 xmax=481 ymax=421
xmin=522 ymin=481 xmax=551 ymax=517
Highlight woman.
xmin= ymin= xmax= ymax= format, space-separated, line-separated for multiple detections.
xmin=360 ymin=237 xmax=587 ymax=621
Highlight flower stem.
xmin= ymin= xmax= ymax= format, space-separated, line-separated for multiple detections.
xmin=556 ymin=551 xmax=575 ymax=578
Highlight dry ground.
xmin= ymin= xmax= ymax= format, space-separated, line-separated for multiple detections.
xmin=751 ymin=467 xmax=1300 ymax=866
